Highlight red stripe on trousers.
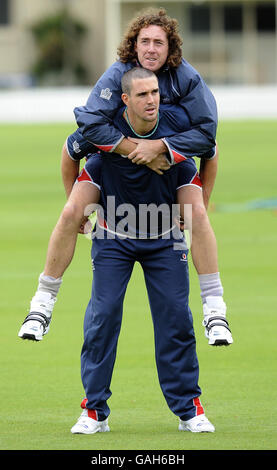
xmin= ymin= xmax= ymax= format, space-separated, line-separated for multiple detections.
xmin=80 ymin=398 xmax=98 ymax=421
xmin=193 ymin=397 xmax=204 ymax=416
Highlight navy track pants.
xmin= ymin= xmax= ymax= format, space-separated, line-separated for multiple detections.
xmin=80 ymin=235 xmax=202 ymax=422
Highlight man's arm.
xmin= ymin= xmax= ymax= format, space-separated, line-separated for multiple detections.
xmin=61 ymin=142 xmax=80 ymax=198
xmin=74 ymin=62 xmax=130 ymax=154
xmin=74 ymin=61 xmax=217 ymax=165
xmin=74 ymin=62 xmax=167 ymax=164
xmin=199 ymin=146 xmax=218 ymax=209
xmin=114 ymin=137 xmax=137 ymax=156
xmin=62 ymin=127 xmax=99 ymax=198
xmin=125 ymin=69 xmax=218 ymax=166
xmin=65 ymin=128 xmax=170 ymax=176
xmin=142 ymin=61 xmax=217 ymax=166
xmin=165 ymin=61 xmax=218 ymax=160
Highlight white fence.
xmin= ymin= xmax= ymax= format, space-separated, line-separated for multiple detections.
xmin=0 ymin=85 xmax=277 ymax=123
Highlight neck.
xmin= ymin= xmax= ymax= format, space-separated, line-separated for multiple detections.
xmin=124 ymin=108 xmax=159 ymax=138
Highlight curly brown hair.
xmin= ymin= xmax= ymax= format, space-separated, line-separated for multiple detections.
xmin=117 ymin=8 xmax=183 ymax=69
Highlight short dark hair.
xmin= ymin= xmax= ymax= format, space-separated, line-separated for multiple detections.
xmin=121 ymin=67 xmax=157 ymax=95
xmin=117 ymin=7 xmax=183 ymax=68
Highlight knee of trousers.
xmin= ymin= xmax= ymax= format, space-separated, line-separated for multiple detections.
xmin=83 ymin=300 xmax=123 ymax=345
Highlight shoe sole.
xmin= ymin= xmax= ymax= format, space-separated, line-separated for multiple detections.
xmin=209 ymin=338 xmax=233 ymax=346
xmin=71 ymin=426 xmax=110 ymax=435
xmin=18 ymin=332 xmax=42 ymax=341
xmin=179 ymin=425 xmax=215 ymax=433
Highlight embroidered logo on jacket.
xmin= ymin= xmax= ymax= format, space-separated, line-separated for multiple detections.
xmin=100 ymin=88 xmax=112 ymax=100
xmin=73 ymin=140 xmax=81 ymax=153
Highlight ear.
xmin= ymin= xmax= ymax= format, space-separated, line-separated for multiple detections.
xmin=121 ymin=93 xmax=129 ymax=106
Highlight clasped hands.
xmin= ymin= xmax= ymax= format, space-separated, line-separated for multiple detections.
xmin=127 ymin=137 xmax=170 ymax=175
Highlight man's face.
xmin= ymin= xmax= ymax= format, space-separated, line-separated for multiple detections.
xmin=123 ymin=76 xmax=160 ymax=124
xmin=135 ymin=25 xmax=169 ymax=73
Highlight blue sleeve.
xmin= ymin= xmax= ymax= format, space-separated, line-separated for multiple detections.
xmin=163 ymin=60 xmax=218 ymax=163
xmin=158 ymin=103 xmax=191 ymax=134
xmin=74 ymin=62 xmax=132 ymax=152
xmin=66 ymin=129 xmax=98 ymax=161
xmin=158 ymin=105 xmax=216 ymax=164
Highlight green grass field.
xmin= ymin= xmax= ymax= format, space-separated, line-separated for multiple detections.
xmin=0 ymin=120 xmax=277 ymax=452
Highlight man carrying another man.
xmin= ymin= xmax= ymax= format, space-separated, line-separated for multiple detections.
xmin=18 ymin=8 xmax=233 ymax=349
xmin=70 ymin=67 xmax=216 ymax=433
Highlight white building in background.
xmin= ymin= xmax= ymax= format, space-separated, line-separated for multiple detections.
xmin=0 ymin=0 xmax=276 ymax=86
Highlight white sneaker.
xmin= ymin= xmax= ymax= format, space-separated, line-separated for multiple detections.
xmin=179 ymin=414 xmax=215 ymax=433
xmin=203 ymin=296 xmax=233 ymax=346
xmin=18 ymin=291 xmax=56 ymax=341
xmin=71 ymin=409 xmax=110 ymax=434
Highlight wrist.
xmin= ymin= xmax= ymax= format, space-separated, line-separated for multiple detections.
xmin=115 ymin=137 xmax=137 ymax=156
xmin=155 ymin=139 xmax=167 ymax=153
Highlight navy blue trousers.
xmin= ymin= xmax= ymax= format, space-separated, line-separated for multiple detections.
xmin=80 ymin=235 xmax=202 ymax=422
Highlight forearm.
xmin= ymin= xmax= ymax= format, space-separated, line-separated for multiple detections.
xmin=61 ymin=143 xmax=80 ymax=198
xmin=114 ymin=137 xmax=137 ymax=156
xmin=114 ymin=137 xmax=167 ymax=159
xmin=199 ymin=147 xmax=218 ymax=209
xmin=127 ymin=138 xmax=167 ymax=164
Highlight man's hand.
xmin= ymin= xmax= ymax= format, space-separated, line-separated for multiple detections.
xmin=78 ymin=216 xmax=90 ymax=234
xmin=146 ymin=154 xmax=170 ymax=175
xmin=127 ymin=138 xmax=167 ymax=164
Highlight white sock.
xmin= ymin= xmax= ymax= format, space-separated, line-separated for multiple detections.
xmin=37 ymin=272 xmax=62 ymax=298
xmin=198 ymin=272 xmax=223 ymax=304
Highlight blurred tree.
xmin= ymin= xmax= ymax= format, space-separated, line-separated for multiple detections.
xmin=30 ymin=8 xmax=89 ymax=86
